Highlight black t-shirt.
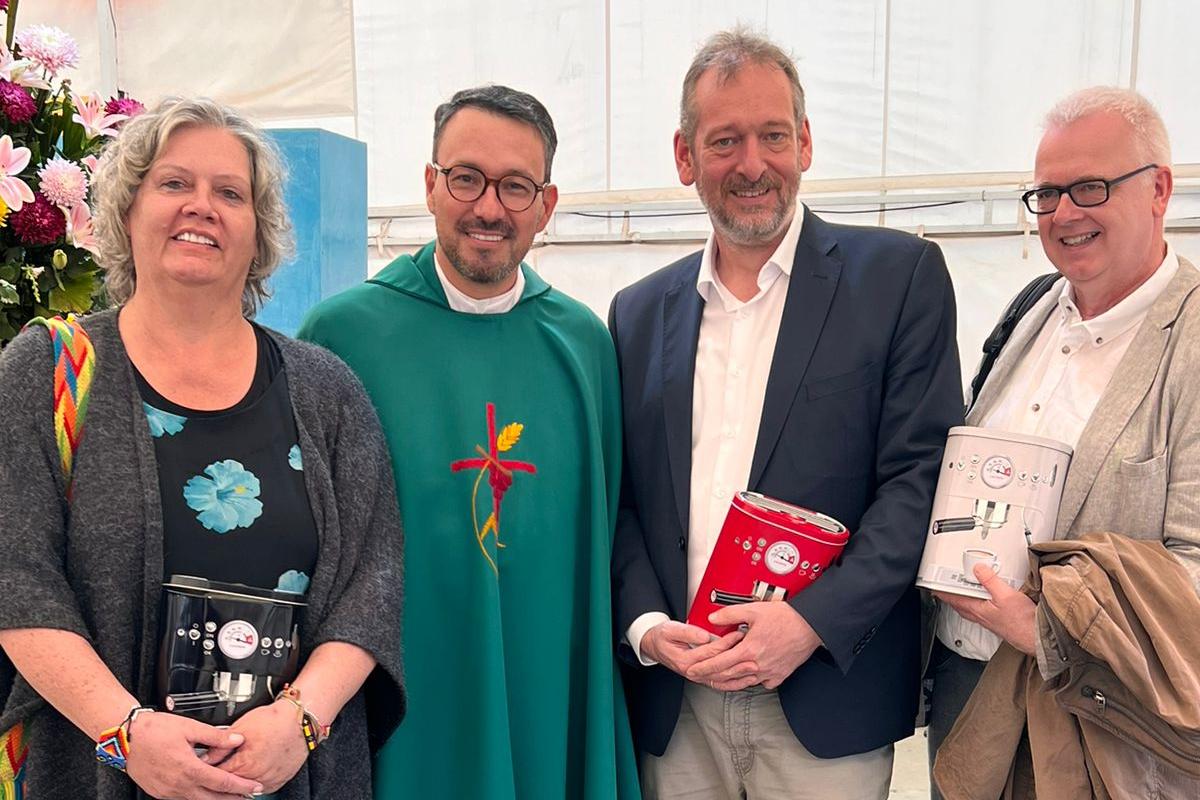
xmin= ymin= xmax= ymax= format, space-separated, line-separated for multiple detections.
xmin=132 ymin=324 xmax=318 ymax=595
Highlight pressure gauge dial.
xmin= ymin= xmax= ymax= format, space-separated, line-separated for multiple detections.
xmin=765 ymin=541 xmax=800 ymax=575
xmin=981 ymin=455 xmax=1014 ymax=489
xmin=216 ymin=620 xmax=259 ymax=661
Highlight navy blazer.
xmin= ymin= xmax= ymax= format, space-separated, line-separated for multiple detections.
xmin=609 ymin=208 xmax=964 ymax=759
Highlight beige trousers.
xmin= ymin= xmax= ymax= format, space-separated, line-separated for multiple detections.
xmin=641 ymin=683 xmax=893 ymax=800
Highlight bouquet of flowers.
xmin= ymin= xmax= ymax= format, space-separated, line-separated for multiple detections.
xmin=0 ymin=0 xmax=143 ymax=345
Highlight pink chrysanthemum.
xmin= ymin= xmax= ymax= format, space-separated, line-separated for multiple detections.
xmin=104 ymin=96 xmax=145 ymax=119
xmin=37 ymin=156 xmax=88 ymax=208
xmin=0 ymin=79 xmax=36 ymax=124
xmin=14 ymin=25 xmax=80 ymax=77
xmin=11 ymin=192 xmax=66 ymax=244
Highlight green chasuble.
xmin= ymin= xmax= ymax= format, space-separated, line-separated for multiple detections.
xmin=298 ymin=243 xmax=640 ymax=800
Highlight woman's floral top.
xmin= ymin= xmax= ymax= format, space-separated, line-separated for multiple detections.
xmin=134 ymin=324 xmax=318 ymax=596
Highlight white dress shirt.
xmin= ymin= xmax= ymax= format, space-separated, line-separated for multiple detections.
xmin=938 ymin=245 xmax=1180 ymax=660
xmin=434 ymin=248 xmax=525 ymax=314
xmin=627 ymin=206 xmax=806 ymax=665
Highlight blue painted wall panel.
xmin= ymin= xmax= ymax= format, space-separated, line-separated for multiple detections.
xmin=258 ymin=129 xmax=366 ymax=335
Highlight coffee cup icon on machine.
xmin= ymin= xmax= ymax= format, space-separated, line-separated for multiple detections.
xmin=961 ymin=548 xmax=1000 ymax=584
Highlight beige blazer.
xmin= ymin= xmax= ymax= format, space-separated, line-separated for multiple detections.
xmin=966 ymin=257 xmax=1200 ymax=588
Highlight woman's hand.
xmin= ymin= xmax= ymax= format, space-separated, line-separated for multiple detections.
xmin=215 ymin=700 xmax=310 ymax=792
xmin=125 ymin=711 xmax=264 ymax=800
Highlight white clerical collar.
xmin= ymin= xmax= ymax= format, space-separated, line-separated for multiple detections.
xmin=1056 ymin=243 xmax=1179 ymax=342
xmin=433 ymin=248 xmax=525 ymax=315
xmin=696 ymin=202 xmax=805 ymax=306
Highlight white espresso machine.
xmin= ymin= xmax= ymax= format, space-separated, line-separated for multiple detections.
xmin=916 ymin=426 xmax=1073 ymax=599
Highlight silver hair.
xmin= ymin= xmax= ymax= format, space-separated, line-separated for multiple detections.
xmin=1044 ymin=86 xmax=1172 ymax=166
xmin=92 ymin=96 xmax=294 ymax=316
xmin=680 ymin=26 xmax=806 ymax=146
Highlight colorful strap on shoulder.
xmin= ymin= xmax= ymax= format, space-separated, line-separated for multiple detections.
xmin=0 ymin=316 xmax=94 ymax=795
xmin=24 ymin=314 xmax=96 ymax=492
xmin=0 ymin=720 xmax=27 ymax=799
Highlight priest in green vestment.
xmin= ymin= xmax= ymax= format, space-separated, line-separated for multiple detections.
xmin=298 ymin=85 xmax=640 ymax=799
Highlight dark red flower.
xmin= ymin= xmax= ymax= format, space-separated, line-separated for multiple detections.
xmin=0 ymin=80 xmax=37 ymax=125
xmin=104 ymin=96 xmax=146 ymax=119
xmin=11 ymin=194 xmax=67 ymax=245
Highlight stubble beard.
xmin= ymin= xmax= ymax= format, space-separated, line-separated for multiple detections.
xmin=440 ymin=219 xmax=521 ymax=286
xmin=697 ymin=171 xmax=799 ymax=248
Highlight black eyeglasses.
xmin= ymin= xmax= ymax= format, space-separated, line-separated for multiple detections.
xmin=431 ymin=162 xmax=548 ymax=212
xmin=1021 ymin=164 xmax=1158 ymax=215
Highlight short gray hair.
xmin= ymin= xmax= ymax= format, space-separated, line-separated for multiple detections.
xmin=92 ymin=96 xmax=294 ymax=316
xmin=680 ymin=27 xmax=806 ymax=146
xmin=432 ymin=85 xmax=558 ymax=182
xmin=1044 ymin=86 xmax=1172 ymax=166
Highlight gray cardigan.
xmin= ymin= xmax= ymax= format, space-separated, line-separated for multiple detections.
xmin=0 ymin=309 xmax=405 ymax=799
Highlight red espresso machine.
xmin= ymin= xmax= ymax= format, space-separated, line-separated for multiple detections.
xmin=687 ymin=492 xmax=850 ymax=635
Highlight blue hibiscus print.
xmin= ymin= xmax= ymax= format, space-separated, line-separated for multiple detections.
xmin=288 ymin=444 xmax=303 ymax=471
xmin=183 ymin=459 xmax=263 ymax=533
xmin=275 ymin=570 xmax=310 ymax=595
xmin=143 ymin=402 xmax=186 ymax=437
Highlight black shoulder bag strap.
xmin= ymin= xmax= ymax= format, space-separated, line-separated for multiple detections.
xmin=966 ymin=272 xmax=1060 ymax=414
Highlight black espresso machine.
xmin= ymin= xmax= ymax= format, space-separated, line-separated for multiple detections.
xmin=158 ymin=575 xmax=306 ymax=725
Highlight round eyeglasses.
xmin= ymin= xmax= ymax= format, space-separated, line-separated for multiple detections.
xmin=431 ymin=162 xmax=549 ymax=212
xmin=1021 ymin=164 xmax=1158 ymax=215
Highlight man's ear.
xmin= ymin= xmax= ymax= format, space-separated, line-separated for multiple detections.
xmin=1151 ymin=164 xmax=1174 ymax=218
xmin=797 ymin=117 xmax=814 ymax=173
xmin=424 ymin=163 xmax=437 ymax=215
xmin=534 ymin=183 xmax=559 ymax=234
xmin=674 ymin=130 xmax=696 ymax=187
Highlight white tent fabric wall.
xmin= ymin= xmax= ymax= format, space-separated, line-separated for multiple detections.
xmin=19 ymin=0 xmax=355 ymax=120
xmin=369 ymin=231 xmax=1200 ymax=392
xmin=352 ymin=0 xmax=1200 ymax=206
xmin=19 ymin=2 xmax=1199 ymax=195
xmin=350 ymin=0 xmax=1200 ymax=393
xmin=112 ymin=0 xmax=356 ymax=119
xmin=16 ymin=0 xmax=105 ymax=91
xmin=14 ymin=1 xmax=1199 ymax=388
xmin=353 ymin=0 xmax=609 ymax=208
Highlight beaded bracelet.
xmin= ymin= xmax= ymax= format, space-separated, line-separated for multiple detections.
xmin=95 ymin=705 xmax=155 ymax=772
xmin=276 ymin=684 xmax=331 ymax=751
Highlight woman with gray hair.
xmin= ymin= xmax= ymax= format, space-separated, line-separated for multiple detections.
xmin=0 ymin=97 xmax=404 ymax=799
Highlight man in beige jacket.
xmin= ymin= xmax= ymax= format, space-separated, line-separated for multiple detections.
xmin=929 ymin=86 xmax=1200 ymax=796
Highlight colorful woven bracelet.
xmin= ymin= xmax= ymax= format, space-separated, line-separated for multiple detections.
xmin=94 ymin=723 xmax=131 ymax=772
xmin=94 ymin=705 xmax=155 ymax=772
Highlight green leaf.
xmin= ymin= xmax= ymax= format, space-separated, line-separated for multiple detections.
xmin=0 ymin=279 xmax=18 ymax=305
xmin=0 ymin=315 xmax=18 ymax=346
xmin=61 ymin=111 xmax=86 ymax=157
xmin=47 ymin=268 xmax=100 ymax=313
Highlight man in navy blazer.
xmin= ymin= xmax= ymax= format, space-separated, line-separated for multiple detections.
xmin=609 ymin=29 xmax=963 ymax=798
